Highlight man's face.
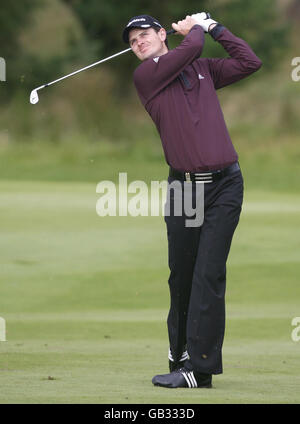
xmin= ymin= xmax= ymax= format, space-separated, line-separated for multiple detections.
xmin=129 ymin=27 xmax=168 ymax=61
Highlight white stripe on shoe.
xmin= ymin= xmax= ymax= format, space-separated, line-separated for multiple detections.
xmin=190 ymin=371 xmax=198 ymax=388
xmin=181 ymin=371 xmax=198 ymax=388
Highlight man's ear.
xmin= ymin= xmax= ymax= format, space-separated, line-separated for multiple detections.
xmin=158 ymin=28 xmax=167 ymax=43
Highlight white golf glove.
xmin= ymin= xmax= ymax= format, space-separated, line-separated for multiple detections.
xmin=191 ymin=12 xmax=218 ymax=32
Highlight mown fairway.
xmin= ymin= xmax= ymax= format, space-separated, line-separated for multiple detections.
xmin=0 ymin=180 xmax=300 ymax=404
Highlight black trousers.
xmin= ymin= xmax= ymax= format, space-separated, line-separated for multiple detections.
xmin=164 ymin=169 xmax=244 ymax=375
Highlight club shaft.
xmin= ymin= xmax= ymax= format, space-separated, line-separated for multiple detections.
xmin=44 ymin=47 xmax=132 ymax=89
xmin=36 ymin=28 xmax=176 ymax=93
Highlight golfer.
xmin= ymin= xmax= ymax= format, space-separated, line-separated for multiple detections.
xmin=122 ymin=13 xmax=262 ymax=388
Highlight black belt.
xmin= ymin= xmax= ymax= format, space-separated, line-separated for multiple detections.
xmin=169 ymin=162 xmax=240 ymax=183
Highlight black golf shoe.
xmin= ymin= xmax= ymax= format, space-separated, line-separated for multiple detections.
xmin=152 ymin=368 xmax=212 ymax=389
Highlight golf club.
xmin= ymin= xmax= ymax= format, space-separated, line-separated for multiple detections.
xmin=30 ymin=28 xmax=176 ymax=104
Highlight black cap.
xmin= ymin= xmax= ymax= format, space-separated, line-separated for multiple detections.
xmin=122 ymin=15 xmax=163 ymax=44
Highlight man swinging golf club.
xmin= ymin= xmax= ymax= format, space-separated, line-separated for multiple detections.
xmin=122 ymin=13 xmax=262 ymax=388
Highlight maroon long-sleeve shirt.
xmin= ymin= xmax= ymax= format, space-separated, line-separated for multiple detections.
xmin=133 ymin=24 xmax=262 ymax=172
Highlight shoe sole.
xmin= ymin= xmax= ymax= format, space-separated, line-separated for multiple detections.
xmin=153 ymin=382 xmax=213 ymax=389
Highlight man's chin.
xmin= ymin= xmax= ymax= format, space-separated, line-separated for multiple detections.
xmin=140 ymin=52 xmax=155 ymax=61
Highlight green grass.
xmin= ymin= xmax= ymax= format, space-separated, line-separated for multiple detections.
xmin=0 ymin=136 xmax=300 ymax=193
xmin=1 ymin=179 xmax=300 ymax=404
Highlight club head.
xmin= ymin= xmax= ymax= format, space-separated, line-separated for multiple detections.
xmin=30 ymin=89 xmax=39 ymax=104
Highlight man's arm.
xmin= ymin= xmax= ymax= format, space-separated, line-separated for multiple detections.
xmin=205 ymin=24 xmax=262 ymax=89
xmin=134 ymin=22 xmax=205 ymax=106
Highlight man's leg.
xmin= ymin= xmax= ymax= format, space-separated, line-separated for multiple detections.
xmin=164 ymin=178 xmax=201 ymax=367
xmin=185 ymin=171 xmax=244 ymax=376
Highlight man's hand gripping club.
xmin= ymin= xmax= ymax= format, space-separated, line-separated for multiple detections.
xmin=171 ymin=15 xmax=199 ymax=36
xmin=191 ymin=12 xmax=218 ymax=32
xmin=172 ymin=12 xmax=217 ymax=35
